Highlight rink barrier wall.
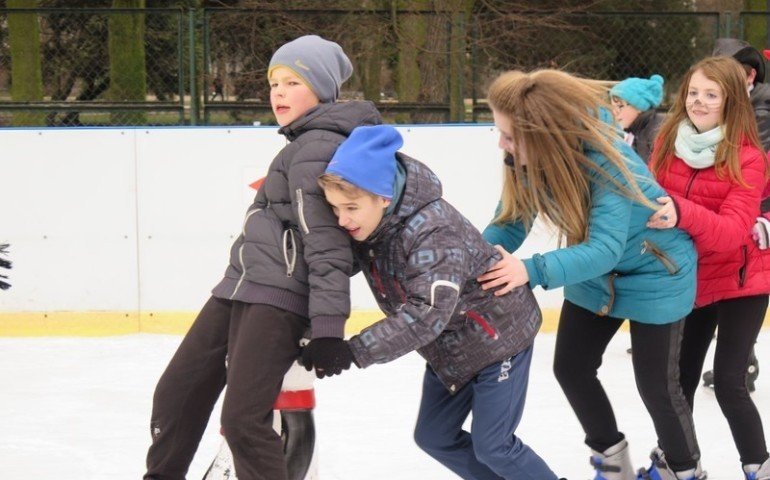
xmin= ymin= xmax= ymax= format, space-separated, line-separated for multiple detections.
xmin=0 ymin=309 xmax=565 ymax=337
xmin=0 ymin=309 xmax=768 ymax=337
xmin=1 ymin=126 xmax=767 ymax=337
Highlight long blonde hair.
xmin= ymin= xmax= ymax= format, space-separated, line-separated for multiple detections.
xmin=650 ymin=56 xmax=766 ymax=185
xmin=488 ymin=69 xmax=653 ymax=245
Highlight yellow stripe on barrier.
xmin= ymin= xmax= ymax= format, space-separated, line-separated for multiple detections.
xmin=1 ymin=308 xmax=768 ymax=337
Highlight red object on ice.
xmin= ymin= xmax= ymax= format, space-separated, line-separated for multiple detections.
xmin=249 ymin=177 xmax=266 ymax=191
xmin=273 ymin=389 xmax=316 ymax=411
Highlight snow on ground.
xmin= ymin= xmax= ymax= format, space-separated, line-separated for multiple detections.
xmin=0 ymin=330 xmax=768 ymax=479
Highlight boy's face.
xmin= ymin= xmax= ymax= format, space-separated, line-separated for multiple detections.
xmin=269 ymin=67 xmax=320 ymax=127
xmin=324 ymin=188 xmax=391 ymax=241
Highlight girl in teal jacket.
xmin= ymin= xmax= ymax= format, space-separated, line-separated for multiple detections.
xmin=478 ymin=69 xmax=703 ymax=480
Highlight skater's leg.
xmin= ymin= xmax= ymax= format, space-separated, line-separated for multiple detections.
xmin=221 ymin=303 xmax=307 ymax=480
xmin=678 ymin=305 xmax=717 ymax=409
xmin=553 ymin=300 xmax=625 ymax=451
xmin=630 ymin=319 xmax=699 ymax=472
xmin=145 ymin=296 xmax=231 ymax=480
xmin=413 ymin=364 xmax=502 ymax=480
xmin=470 ymin=345 xmax=558 ymax=480
xmin=712 ymin=295 xmax=769 ymax=465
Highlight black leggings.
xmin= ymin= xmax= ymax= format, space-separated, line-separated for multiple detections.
xmin=679 ymin=294 xmax=769 ymax=465
xmin=553 ymin=300 xmax=700 ymax=471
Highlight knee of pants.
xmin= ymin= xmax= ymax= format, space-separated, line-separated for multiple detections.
xmin=553 ymin=354 xmax=595 ymax=388
xmin=635 ymin=378 xmax=673 ymax=410
xmin=472 ymin=435 xmax=520 ymax=473
xmin=413 ymin=423 xmax=452 ymax=456
xmin=221 ymin=406 xmax=274 ymax=446
xmin=713 ymin=370 xmax=750 ymax=404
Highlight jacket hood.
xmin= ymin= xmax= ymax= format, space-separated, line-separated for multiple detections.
xmin=366 ymin=154 xmax=443 ymax=242
xmin=713 ymin=38 xmax=766 ymax=84
xmin=279 ymin=100 xmax=382 ymax=141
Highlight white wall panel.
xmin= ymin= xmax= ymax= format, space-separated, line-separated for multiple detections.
xmin=0 ymin=129 xmax=139 ymax=310
xmin=0 ymin=125 xmax=564 ymax=315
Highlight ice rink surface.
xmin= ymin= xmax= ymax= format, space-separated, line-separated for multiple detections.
xmin=0 ymin=330 xmax=768 ymax=479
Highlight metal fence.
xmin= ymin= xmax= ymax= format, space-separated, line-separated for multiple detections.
xmin=0 ymin=7 xmax=756 ymax=127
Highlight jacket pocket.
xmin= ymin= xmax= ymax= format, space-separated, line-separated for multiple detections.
xmin=641 ymin=239 xmax=680 ymax=275
xmin=739 ymin=245 xmax=749 ymax=287
xmin=282 ymin=228 xmax=297 ymax=278
xmin=466 ymin=311 xmax=499 ymax=340
xmin=598 ymin=273 xmax=619 ymax=316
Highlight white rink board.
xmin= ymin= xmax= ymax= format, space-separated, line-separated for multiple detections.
xmin=0 ymin=125 xmax=561 ymax=314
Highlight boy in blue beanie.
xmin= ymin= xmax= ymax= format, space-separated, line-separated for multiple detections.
xmin=307 ymin=124 xmax=565 ymax=480
xmin=144 ymin=35 xmax=381 ymax=480
xmin=610 ymin=74 xmax=666 ymax=163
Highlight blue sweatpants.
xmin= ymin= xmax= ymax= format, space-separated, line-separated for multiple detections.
xmin=413 ymin=345 xmax=557 ymax=480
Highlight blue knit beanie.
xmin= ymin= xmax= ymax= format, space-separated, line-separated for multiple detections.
xmin=610 ymin=74 xmax=665 ymax=111
xmin=326 ymin=125 xmax=403 ymax=198
xmin=268 ymin=35 xmax=353 ymax=103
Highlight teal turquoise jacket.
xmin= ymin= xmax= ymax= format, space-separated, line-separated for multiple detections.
xmin=482 ymin=142 xmax=697 ymax=324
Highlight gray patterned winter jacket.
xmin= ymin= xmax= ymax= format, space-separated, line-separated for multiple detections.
xmin=348 ymin=155 xmax=542 ymax=393
xmin=212 ymin=101 xmax=382 ymax=338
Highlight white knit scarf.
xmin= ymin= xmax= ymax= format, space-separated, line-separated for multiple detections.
xmin=674 ymin=120 xmax=724 ymax=169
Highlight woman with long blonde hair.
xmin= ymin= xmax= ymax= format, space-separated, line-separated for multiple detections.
xmin=477 ymin=69 xmax=703 ymax=480
xmin=648 ymin=56 xmax=770 ymax=480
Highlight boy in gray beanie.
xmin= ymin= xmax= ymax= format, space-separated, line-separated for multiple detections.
xmin=268 ymin=34 xmax=353 ymax=104
xmin=144 ymin=35 xmax=381 ymax=480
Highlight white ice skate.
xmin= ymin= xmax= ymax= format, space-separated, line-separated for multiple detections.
xmin=590 ymin=438 xmax=635 ymax=480
xmin=744 ymin=458 xmax=770 ymax=480
xmin=636 ymin=447 xmax=706 ymax=480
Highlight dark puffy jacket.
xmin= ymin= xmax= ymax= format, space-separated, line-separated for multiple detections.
xmin=751 ymin=82 xmax=770 ymax=152
xmin=626 ymin=108 xmax=665 ymax=163
xmin=347 ymin=155 xmax=542 ymax=393
xmin=212 ymin=101 xmax=382 ymax=338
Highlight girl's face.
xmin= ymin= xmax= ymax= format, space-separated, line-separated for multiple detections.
xmin=611 ymin=96 xmax=641 ymax=130
xmin=492 ymin=108 xmax=528 ymax=166
xmin=685 ymin=69 xmax=724 ymax=132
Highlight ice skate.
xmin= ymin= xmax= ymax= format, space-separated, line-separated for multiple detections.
xmin=590 ymin=439 xmax=635 ymax=480
xmin=636 ymin=448 xmax=706 ymax=480
xmin=744 ymin=458 xmax=770 ymax=480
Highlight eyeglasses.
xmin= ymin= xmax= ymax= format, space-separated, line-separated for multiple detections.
xmin=610 ymin=96 xmax=629 ymax=112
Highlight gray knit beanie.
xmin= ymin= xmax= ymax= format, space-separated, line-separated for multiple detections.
xmin=268 ymin=35 xmax=353 ymax=103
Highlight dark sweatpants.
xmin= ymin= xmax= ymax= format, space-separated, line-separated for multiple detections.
xmin=553 ymin=300 xmax=700 ymax=471
xmin=144 ymin=296 xmax=308 ymax=480
xmin=679 ymin=294 xmax=770 ymax=466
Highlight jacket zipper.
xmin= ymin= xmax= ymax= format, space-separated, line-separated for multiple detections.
xmin=369 ymin=254 xmax=387 ymax=299
xmin=282 ymin=228 xmax=297 ymax=277
xmin=466 ymin=311 xmax=499 ymax=340
xmin=231 ymin=208 xmax=261 ymax=299
xmin=739 ymin=245 xmax=749 ymax=287
xmin=640 ymin=239 xmax=680 ymax=275
xmin=684 ymin=170 xmax=699 ymax=199
xmin=295 ymin=188 xmax=310 ymax=234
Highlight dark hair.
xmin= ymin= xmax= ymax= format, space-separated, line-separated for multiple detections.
xmin=734 ymin=46 xmax=766 ymax=84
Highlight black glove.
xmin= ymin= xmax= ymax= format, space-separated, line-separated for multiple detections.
xmin=300 ymin=337 xmax=354 ymax=378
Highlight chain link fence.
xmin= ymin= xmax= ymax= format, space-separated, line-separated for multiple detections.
xmin=0 ymin=7 xmax=755 ymax=127
xmin=0 ymin=7 xmax=186 ymax=127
